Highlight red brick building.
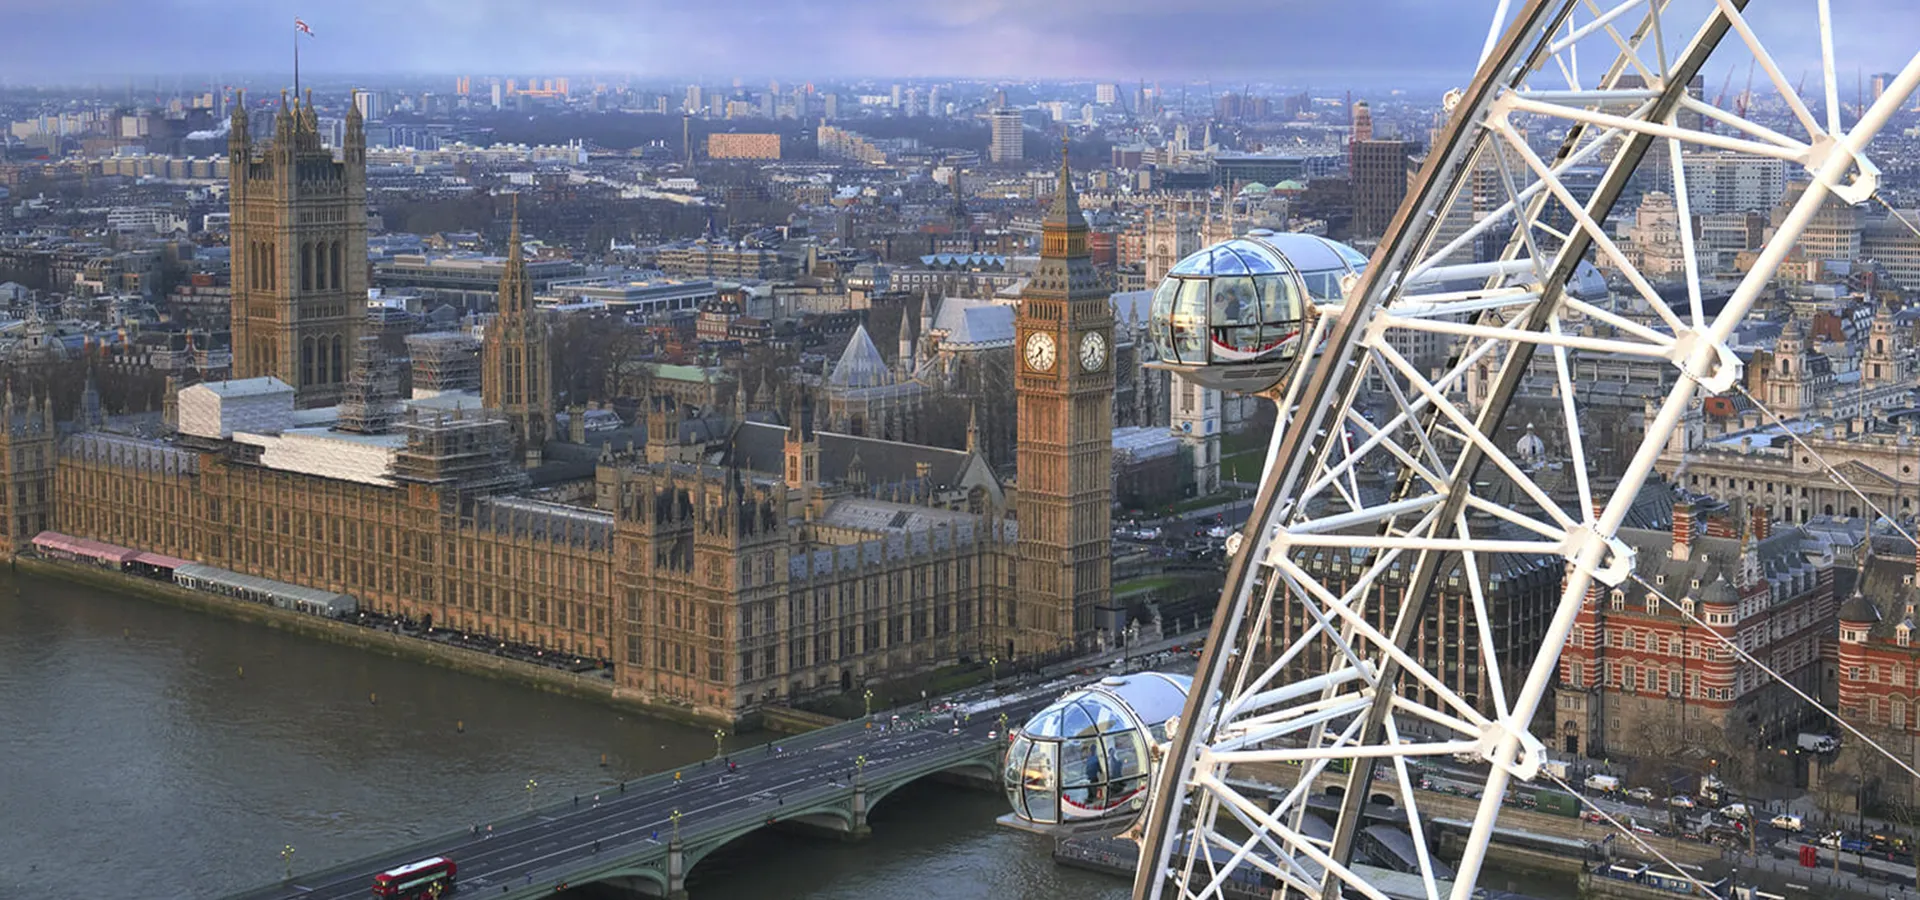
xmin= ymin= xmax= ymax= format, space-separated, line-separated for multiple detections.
xmin=1834 ymin=541 xmax=1920 ymax=805
xmin=1556 ymin=494 xmax=1837 ymax=764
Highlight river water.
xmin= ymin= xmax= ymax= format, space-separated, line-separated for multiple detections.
xmin=0 ymin=572 xmax=1573 ymax=899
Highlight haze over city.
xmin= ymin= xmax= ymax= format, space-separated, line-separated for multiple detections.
xmin=8 ymin=3 xmax=1920 ymax=900
xmin=1 ymin=1 xmax=1912 ymax=82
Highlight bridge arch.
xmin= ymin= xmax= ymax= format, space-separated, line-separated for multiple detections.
xmin=681 ymin=799 xmax=858 ymax=877
xmin=573 ymin=863 xmax=671 ymax=897
xmin=865 ymin=757 xmax=1002 ymax=811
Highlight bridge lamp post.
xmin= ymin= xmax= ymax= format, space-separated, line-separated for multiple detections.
xmin=856 ymin=754 xmax=867 ymax=775
xmin=670 ymin=809 xmax=682 ymax=842
xmin=280 ymin=844 xmax=294 ymax=881
xmin=714 ymin=728 xmax=727 ymax=758
xmin=989 ymin=656 xmax=998 ymax=685
xmin=863 ymin=689 xmax=874 ymax=719
xmin=525 ymin=778 xmax=538 ymax=813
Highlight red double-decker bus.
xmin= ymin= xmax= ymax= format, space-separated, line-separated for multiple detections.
xmin=370 ymin=856 xmax=456 ymax=897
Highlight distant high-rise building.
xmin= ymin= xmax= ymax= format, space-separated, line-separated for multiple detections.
xmin=990 ymin=108 xmax=1024 ymax=164
xmin=891 ymin=83 xmax=903 ymax=109
xmin=227 ymin=91 xmax=368 ymax=408
xmin=928 ymin=85 xmax=944 ymax=118
xmin=1680 ymin=149 xmax=1789 ymax=215
xmin=1351 ymin=99 xmax=1373 ymax=142
xmin=823 ymin=92 xmax=839 ymax=120
xmin=1096 ymin=83 xmax=1119 ymax=105
xmin=490 ymin=83 xmax=503 ymax=110
xmin=759 ymin=92 xmax=776 ymax=119
xmin=685 ymin=84 xmax=704 ymax=115
xmin=1350 ymin=138 xmax=1418 ymax=239
xmin=352 ymin=89 xmax=386 ymax=122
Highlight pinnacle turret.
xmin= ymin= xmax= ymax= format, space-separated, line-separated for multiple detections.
xmin=1046 ymin=131 xmax=1084 ymax=228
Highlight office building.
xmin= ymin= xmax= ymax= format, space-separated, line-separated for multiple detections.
xmin=1350 ymin=138 xmax=1418 ymax=238
xmin=990 ymin=109 xmax=1024 ymax=165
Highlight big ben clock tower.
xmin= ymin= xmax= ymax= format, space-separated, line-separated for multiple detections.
xmin=1013 ymin=137 xmax=1113 ymax=657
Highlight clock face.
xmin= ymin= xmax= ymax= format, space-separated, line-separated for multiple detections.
xmin=1024 ymin=331 xmax=1057 ymax=372
xmin=1079 ymin=331 xmax=1108 ymax=372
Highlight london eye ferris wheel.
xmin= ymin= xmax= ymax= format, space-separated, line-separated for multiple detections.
xmin=1128 ymin=2 xmax=1920 ymax=899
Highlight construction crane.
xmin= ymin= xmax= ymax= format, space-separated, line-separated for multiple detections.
xmin=1735 ymin=59 xmax=1756 ymax=118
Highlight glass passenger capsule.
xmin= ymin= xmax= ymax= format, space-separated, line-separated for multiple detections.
xmin=1147 ymin=230 xmax=1369 ymax=395
xmin=1002 ymin=672 xmax=1192 ymax=827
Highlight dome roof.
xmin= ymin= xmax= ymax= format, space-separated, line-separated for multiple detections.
xmin=1515 ymin=424 xmax=1546 ymax=465
xmin=1237 ymin=182 xmax=1271 ymax=195
xmin=1700 ymin=578 xmax=1740 ymax=607
xmin=1020 ymin=671 xmax=1193 ymax=739
xmin=1840 ymin=590 xmax=1880 ymax=625
xmin=1243 ymin=230 xmax=1369 ymax=274
xmin=1168 ymin=239 xmax=1293 ymax=277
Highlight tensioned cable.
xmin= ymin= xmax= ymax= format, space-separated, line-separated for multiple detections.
xmin=1538 ymin=768 xmax=1728 ymax=900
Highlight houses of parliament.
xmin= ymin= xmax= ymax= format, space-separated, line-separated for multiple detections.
xmin=0 ymin=95 xmax=1117 ymax=724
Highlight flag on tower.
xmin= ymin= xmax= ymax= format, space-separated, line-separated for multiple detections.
xmin=294 ymin=18 xmax=314 ymax=37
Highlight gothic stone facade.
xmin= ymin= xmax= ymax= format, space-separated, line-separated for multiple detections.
xmin=34 ymin=424 xmax=1015 ymax=724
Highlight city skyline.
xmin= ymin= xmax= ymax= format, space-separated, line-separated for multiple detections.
xmin=7 ymin=0 xmax=1919 ymax=84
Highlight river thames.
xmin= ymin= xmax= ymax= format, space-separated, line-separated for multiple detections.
xmin=0 ymin=572 xmax=1572 ymax=899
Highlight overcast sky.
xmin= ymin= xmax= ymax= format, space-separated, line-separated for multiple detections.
xmin=3 ymin=0 xmax=1915 ymax=86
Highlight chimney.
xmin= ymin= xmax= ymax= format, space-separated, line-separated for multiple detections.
xmin=1751 ymin=503 xmax=1771 ymax=542
xmin=1672 ymin=496 xmax=1694 ymax=561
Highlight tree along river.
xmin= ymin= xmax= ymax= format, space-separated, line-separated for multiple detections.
xmin=0 ymin=572 xmax=1573 ymax=899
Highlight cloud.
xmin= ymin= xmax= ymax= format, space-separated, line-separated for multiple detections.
xmin=0 ymin=0 xmax=1913 ymax=84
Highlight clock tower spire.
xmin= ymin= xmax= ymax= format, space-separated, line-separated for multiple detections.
xmin=1012 ymin=132 xmax=1113 ymax=656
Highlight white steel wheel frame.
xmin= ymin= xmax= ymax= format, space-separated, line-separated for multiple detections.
xmin=1132 ymin=3 xmax=1920 ymax=900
